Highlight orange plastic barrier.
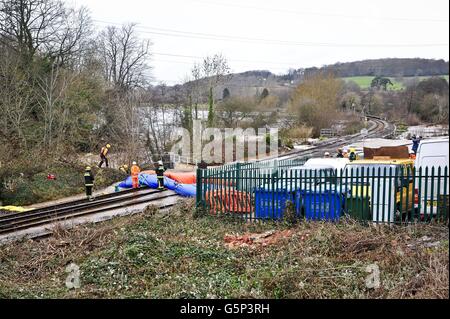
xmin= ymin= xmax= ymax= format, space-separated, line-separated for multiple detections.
xmin=139 ymin=171 xmax=196 ymax=184
xmin=205 ymin=178 xmax=235 ymax=187
xmin=205 ymin=189 xmax=253 ymax=214
xmin=164 ymin=172 xmax=196 ymax=184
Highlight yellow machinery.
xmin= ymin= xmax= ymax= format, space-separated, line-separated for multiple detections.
xmin=345 ymin=158 xmax=415 ymax=222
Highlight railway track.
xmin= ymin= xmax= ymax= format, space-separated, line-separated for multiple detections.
xmin=271 ymin=115 xmax=393 ymax=162
xmin=0 ymin=116 xmax=392 ymax=239
xmin=0 ymin=187 xmax=178 ymax=237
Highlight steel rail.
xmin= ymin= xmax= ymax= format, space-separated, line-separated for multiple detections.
xmin=0 ymin=189 xmax=160 ymax=229
xmin=0 ymin=186 xmax=149 ymax=221
xmin=0 ymin=191 xmax=178 ymax=234
xmin=272 ymin=116 xmax=391 ymax=162
xmin=0 ymin=188 xmax=164 ymax=227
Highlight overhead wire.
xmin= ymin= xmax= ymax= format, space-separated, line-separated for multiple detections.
xmin=191 ymin=0 xmax=449 ymax=23
xmin=92 ymin=19 xmax=449 ymax=48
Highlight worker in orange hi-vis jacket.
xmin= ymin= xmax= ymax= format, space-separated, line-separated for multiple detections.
xmin=130 ymin=161 xmax=140 ymax=188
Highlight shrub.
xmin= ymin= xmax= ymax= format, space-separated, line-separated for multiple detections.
xmin=283 ymin=200 xmax=298 ymax=226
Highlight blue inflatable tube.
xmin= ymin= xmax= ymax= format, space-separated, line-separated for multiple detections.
xmin=117 ymin=173 xmax=196 ymax=197
xmin=174 ymin=184 xmax=196 ymax=197
xmin=139 ymin=174 xmax=158 ymax=188
xmin=118 ymin=176 xmax=133 ymax=188
xmin=163 ymin=176 xmax=177 ymax=190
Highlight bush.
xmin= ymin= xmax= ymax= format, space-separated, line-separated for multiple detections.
xmin=342 ymin=119 xmax=366 ymax=135
xmin=193 ymin=204 xmax=208 ymax=219
xmin=283 ymin=200 xmax=298 ymax=226
xmin=405 ymin=113 xmax=421 ymax=126
xmin=280 ymin=126 xmax=313 ymax=148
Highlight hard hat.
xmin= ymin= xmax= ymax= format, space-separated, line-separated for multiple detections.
xmin=86 ymin=166 xmax=91 ymax=171
xmin=106 ymin=144 xmax=111 ymax=148
xmin=132 ymin=161 xmax=137 ymax=165
xmin=324 ymin=152 xmax=330 ymax=156
xmin=349 ymin=148 xmax=356 ymax=152
xmin=158 ymin=160 xmax=163 ymax=165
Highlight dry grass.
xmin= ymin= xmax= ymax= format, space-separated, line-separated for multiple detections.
xmin=0 ymin=200 xmax=447 ymax=299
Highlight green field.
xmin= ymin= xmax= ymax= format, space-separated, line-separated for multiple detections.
xmin=343 ymin=75 xmax=449 ymax=90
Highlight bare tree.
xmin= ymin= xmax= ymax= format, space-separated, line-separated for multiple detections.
xmin=97 ymin=23 xmax=151 ymax=90
xmin=216 ymin=96 xmax=255 ymax=128
xmin=0 ymin=0 xmax=92 ymax=65
xmin=190 ymin=63 xmax=203 ymax=119
xmin=51 ymin=6 xmax=92 ymax=67
xmin=36 ymin=63 xmax=74 ymax=152
xmin=140 ymin=87 xmax=181 ymax=161
xmin=201 ymin=53 xmax=231 ymax=126
xmin=116 ymin=91 xmax=143 ymax=164
xmin=289 ymin=72 xmax=344 ymax=136
xmin=0 ymin=46 xmax=33 ymax=148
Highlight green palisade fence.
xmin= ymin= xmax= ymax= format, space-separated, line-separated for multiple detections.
xmin=196 ymin=161 xmax=449 ymax=224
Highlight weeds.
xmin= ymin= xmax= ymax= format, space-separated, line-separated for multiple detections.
xmin=0 ymin=201 xmax=447 ymax=299
xmin=0 ymin=163 xmax=125 ymax=206
xmin=192 ymin=203 xmax=209 ymax=219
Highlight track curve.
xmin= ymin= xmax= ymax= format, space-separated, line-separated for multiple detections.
xmin=272 ymin=115 xmax=393 ymax=162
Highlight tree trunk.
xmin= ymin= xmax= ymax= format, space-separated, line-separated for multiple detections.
xmin=207 ymin=86 xmax=214 ymax=127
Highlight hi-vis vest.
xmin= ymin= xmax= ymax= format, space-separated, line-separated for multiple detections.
xmin=131 ymin=165 xmax=140 ymax=176
xmin=156 ymin=165 xmax=165 ymax=178
xmin=84 ymin=171 xmax=94 ymax=186
xmin=101 ymin=147 xmax=109 ymax=156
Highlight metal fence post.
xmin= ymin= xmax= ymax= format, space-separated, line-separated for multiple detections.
xmin=196 ymin=168 xmax=203 ymax=208
xmin=236 ymin=162 xmax=241 ymax=191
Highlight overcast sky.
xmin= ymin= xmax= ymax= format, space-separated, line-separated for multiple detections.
xmin=70 ymin=0 xmax=449 ymax=84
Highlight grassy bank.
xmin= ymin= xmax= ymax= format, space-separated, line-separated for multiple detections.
xmin=0 ymin=163 xmax=126 ymax=206
xmin=0 ymin=201 xmax=447 ymax=299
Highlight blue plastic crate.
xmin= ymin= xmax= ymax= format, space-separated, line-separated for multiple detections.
xmin=254 ymin=188 xmax=294 ymax=219
xmin=296 ymin=190 xmax=343 ymax=221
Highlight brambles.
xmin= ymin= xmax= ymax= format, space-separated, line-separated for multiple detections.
xmin=0 ymin=203 xmax=447 ymax=299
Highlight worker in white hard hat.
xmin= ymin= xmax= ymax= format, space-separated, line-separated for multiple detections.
xmin=156 ymin=160 xmax=165 ymax=190
xmin=130 ymin=161 xmax=140 ymax=188
xmin=324 ymin=152 xmax=331 ymax=158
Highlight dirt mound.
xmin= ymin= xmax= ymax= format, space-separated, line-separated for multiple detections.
xmin=224 ymin=229 xmax=298 ymax=249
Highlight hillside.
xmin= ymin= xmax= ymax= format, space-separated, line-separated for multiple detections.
xmin=308 ymin=58 xmax=449 ymax=78
xmin=278 ymin=58 xmax=449 ymax=83
xmin=157 ymin=58 xmax=449 ymax=102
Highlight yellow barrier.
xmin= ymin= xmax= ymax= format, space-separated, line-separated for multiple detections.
xmin=0 ymin=206 xmax=34 ymax=213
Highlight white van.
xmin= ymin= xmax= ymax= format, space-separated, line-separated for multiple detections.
xmin=302 ymin=158 xmax=350 ymax=176
xmin=414 ymin=138 xmax=449 ymax=217
xmin=268 ymin=158 xmax=349 ymax=191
